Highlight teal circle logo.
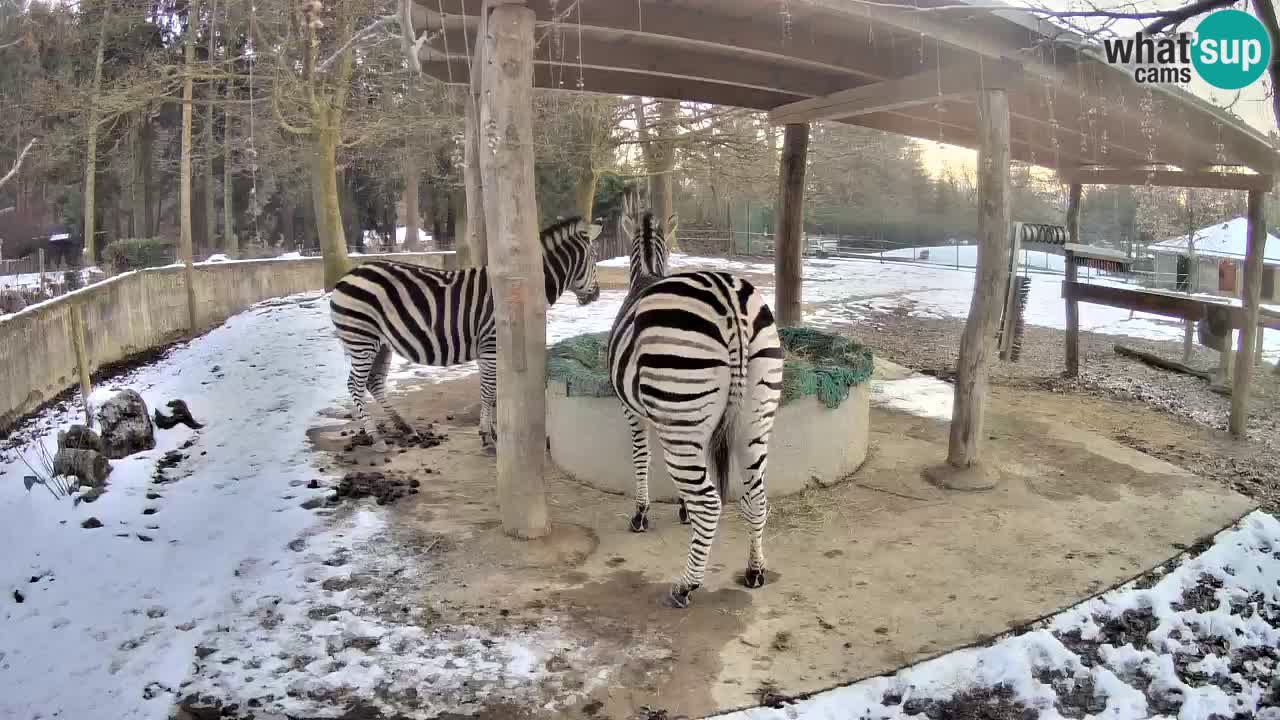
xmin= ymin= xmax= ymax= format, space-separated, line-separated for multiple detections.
xmin=1192 ymin=9 xmax=1272 ymax=90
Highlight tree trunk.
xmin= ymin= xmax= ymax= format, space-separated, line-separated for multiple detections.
xmin=312 ymin=124 xmax=350 ymax=288
xmin=223 ymin=45 xmax=236 ymax=256
xmin=82 ymin=10 xmax=110 ymax=264
xmin=1230 ymin=190 xmax=1268 ymax=436
xmin=131 ymin=116 xmax=148 ymax=237
xmin=202 ymin=1 xmax=219 ymax=253
xmin=479 ymin=4 xmax=549 ymax=539
xmin=403 ymin=150 xmax=420 ymax=251
xmin=773 ymin=123 xmax=809 ymax=328
xmin=941 ymin=89 xmax=1010 ymax=481
xmin=180 ymin=0 xmax=198 ymax=330
xmin=573 ymin=162 xmax=597 ymax=221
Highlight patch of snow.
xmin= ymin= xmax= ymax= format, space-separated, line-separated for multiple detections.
xmin=714 ymin=511 xmax=1280 ymax=720
xmin=872 ymin=376 xmax=953 ymax=421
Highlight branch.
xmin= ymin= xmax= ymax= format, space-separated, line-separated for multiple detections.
xmin=1253 ymin=0 xmax=1280 ymax=129
xmin=0 ymin=138 xmax=37 ymax=190
xmin=1144 ymin=0 xmax=1236 ymax=32
xmin=318 ymin=14 xmax=398 ymax=72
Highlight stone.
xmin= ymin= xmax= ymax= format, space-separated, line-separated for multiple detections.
xmin=98 ymin=390 xmax=155 ymax=459
xmin=58 ymin=425 xmax=104 ymax=454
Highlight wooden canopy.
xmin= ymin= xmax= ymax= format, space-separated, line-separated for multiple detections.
xmin=403 ymin=0 xmax=1280 ymax=175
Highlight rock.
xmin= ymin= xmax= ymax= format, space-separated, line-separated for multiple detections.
xmin=98 ymin=391 xmax=155 ymax=459
xmin=54 ymin=448 xmax=112 ymax=486
xmin=58 ymin=425 xmax=104 ymax=453
xmin=154 ymin=400 xmax=204 ymax=431
xmin=81 ymin=517 xmax=103 ymax=529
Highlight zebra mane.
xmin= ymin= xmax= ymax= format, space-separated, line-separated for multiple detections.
xmin=539 ymin=216 xmax=589 ymax=251
xmin=630 ymin=211 xmax=669 ymax=285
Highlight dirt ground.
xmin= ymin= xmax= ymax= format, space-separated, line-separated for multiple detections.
xmin=276 ymin=364 xmax=1252 ymax=719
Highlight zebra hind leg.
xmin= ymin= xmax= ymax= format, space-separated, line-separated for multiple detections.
xmin=625 ymin=408 xmax=652 ymax=532
xmin=658 ymin=434 xmax=722 ymax=608
xmin=738 ymin=476 xmax=769 ymax=589
xmin=367 ymin=344 xmax=416 ymax=441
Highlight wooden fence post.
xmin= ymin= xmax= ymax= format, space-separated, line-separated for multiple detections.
xmin=38 ymin=248 xmax=46 ymax=295
xmin=69 ymin=304 xmax=94 ymax=428
xmin=479 ymin=2 xmax=549 ymax=539
xmin=773 ymin=122 xmax=809 ymax=328
xmin=1229 ymin=190 xmax=1267 ymax=437
xmin=928 ymin=88 xmax=1010 ymax=490
xmin=1063 ymin=183 xmax=1082 ymax=376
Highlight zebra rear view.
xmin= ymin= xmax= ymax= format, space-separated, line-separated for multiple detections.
xmin=329 ymin=217 xmax=601 ymax=452
xmin=608 ymin=214 xmax=784 ymax=608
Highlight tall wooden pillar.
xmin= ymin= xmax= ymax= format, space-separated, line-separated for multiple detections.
xmin=929 ymin=89 xmax=1010 ymax=490
xmin=1229 ymin=189 xmax=1267 ymax=438
xmin=1063 ymin=183 xmax=1083 ymax=376
xmin=461 ymin=9 xmax=488 ymax=267
xmin=773 ymin=123 xmax=809 ymax=328
xmin=478 ymin=2 xmax=549 ymax=539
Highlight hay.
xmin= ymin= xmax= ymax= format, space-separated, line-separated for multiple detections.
xmin=546 ymin=326 xmax=874 ymax=409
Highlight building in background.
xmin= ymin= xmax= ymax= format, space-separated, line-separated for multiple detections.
xmin=1151 ymin=217 xmax=1280 ymax=303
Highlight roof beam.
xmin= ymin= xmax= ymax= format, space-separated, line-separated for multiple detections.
xmin=768 ymin=60 xmax=1023 ymax=125
xmin=1059 ymin=167 xmax=1276 ymax=192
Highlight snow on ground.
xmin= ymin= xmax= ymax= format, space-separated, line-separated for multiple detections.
xmin=715 ymin=510 xmax=1280 ymax=720
xmin=620 ymin=251 xmax=1280 ymax=365
xmin=0 ymin=266 xmax=104 ymax=290
xmin=0 ymin=287 xmax=625 ymax=720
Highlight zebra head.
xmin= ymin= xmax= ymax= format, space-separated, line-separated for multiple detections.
xmin=541 ymin=216 xmax=600 ymax=306
xmin=622 ymin=210 xmax=675 ymax=283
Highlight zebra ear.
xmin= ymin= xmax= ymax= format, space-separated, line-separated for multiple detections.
xmin=665 ymin=213 xmax=679 ymax=241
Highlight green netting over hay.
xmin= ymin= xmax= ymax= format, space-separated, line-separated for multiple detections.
xmin=546 ymin=326 xmax=874 ymax=408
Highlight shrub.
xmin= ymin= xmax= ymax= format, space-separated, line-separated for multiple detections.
xmin=102 ymin=238 xmax=174 ymax=273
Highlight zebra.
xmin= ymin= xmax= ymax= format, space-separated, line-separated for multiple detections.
xmin=607 ymin=210 xmax=784 ymax=608
xmin=329 ymin=216 xmax=602 ymax=452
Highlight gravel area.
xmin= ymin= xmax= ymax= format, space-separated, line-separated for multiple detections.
xmin=826 ymin=302 xmax=1280 ymax=513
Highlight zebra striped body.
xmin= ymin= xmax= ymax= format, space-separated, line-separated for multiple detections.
xmin=608 ymin=212 xmax=784 ymax=608
xmin=330 ymin=217 xmax=600 ymax=450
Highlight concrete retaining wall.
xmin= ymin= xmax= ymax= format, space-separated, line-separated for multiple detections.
xmin=547 ymin=381 xmax=871 ymax=502
xmin=0 ymin=252 xmax=457 ymax=432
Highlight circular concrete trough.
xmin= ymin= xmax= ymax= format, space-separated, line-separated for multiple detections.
xmin=546 ymin=352 xmax=871 ymax=503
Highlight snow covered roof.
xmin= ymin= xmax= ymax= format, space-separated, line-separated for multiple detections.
xmin=1151 ymin=217 xmax=1280 ymax=265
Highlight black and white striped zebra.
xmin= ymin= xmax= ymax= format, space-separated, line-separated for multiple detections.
xmin=607 ymin=211 xmax=784 ymax=608
xmin=329 ymin=216 xmax=601 ymax=451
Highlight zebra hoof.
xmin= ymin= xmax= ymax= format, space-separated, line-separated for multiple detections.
xmin=666 ymin=587 xmax=693 ymax=609
xmin=743 ymin=568 xmax=767 ymax=589
xmin=629 ymin=511 xmax=650 ymax=533
xmin=677 ymin=502 xmax=690 ymax=525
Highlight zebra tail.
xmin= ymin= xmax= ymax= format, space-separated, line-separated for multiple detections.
xmin=709 ymin=413 xmax=732 ymax=502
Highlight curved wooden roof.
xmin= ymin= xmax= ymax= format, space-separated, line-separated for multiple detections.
xmin=402 ymin=0 xmax=1279 ymax=175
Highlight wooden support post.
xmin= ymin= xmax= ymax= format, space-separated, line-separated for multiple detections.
xmin=1229 ymin=190 xmax=1267 ymax=438
xmin=1183 ymin=321 xmax=1194 ymax=363
xmin=478 ymin=2 xmax=549 ymax=539
xmin=773 ymin=122 xmax=809 ymax=328
xmin=1218 ymin=331 xmax=1234 ymax=382
xmin=1256 ymin=327 xmax=1265 ymax=366
xmin=461 ymin=11 xmax=488 ymax=268
xmin=38 ymin=248 xmax=46 ymax=295
xmin=1063 ymin=183 xmax=1082 ymax=377
xmin=930 ymin=89 xmax=1010 ymax=490
xmin=69 ymin=304 xmax=94 ymax=428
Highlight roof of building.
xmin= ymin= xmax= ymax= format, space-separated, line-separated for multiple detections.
xmin=404 ymin=0 xmax=1280 ymax=175
xmin=1151 ymin=217 xmax=1280 ymax=264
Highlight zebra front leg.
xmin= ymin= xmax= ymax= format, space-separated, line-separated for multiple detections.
xmin=624 ymin=408 xmax=652 ymax=532
xmin=478 ymin=349 xmax=498 ymax=455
